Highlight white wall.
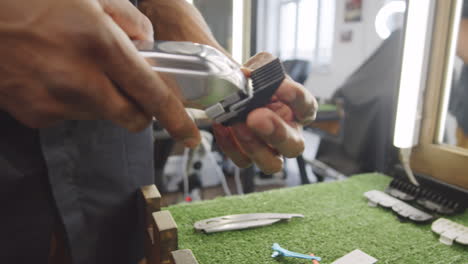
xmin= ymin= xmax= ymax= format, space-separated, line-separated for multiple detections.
xmin=305 ymin=0 xmax=388 ymax=99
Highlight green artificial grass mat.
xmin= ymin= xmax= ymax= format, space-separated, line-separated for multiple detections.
xmin=317 ymin=104 xmax=338 ymax=112
xmin=167 ymin=174 xmax=468 ymax=264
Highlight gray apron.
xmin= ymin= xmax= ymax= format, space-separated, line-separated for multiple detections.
xmin=1 ymin=2 xmax=153 ymax=262
xmin=0 ymin=112 xmax=154 ymax=264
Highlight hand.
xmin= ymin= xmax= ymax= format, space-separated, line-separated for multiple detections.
xmin=0 ymin=0 xmax=200 ymax=147
xmin=213 ymin=53 xmax=318 ymax=174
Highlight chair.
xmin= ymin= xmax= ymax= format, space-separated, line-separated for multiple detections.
xmin=282 ymin=60 xmax=312 ymax=85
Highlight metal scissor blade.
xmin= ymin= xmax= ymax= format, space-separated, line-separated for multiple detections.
xmin=194 ymin=213 xmax=304 ymax=233
xmin=203 ymin=219 xmax=282 ymax=233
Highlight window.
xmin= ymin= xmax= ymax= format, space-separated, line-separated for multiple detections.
xmin=257 ymin=0 xmax=335 ymax=70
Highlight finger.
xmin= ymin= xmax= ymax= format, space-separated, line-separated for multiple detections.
xmin=99 ymin=0 xmax=154 ymax=41
xmin=212 ymin=123 xmax=252 ymax=168
xmin=46 ymin=62 xmax=152 ymax=132
xmin=242 ymin=53 xmax=318 ymax=125
xmin=231 ymin=123 xmax=283 ymax=174
xmin=273 ymin=77 xmax=318 ymax=125
xmin=97 ymin=15 xmax=200 ymax=147
xmin=243 ymin=52 xmax=277 ymax=71
xmin=247 ymin=108 xmax=305 ymax=158
xmin=83 ymin=69 xmax=153 ymax=132
xmin=99 ymin=91 xmax=153 ymax=132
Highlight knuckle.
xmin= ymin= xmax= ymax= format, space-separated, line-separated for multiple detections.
xmin=78 ymin=22 xmax=116 ymax=59
xmin=296 ymin=142 xmax=306 ymax=156
xmin=93 ymin=34 xmax=116 ymax=59
xmin=74 ymin=15 xmax=109 ymax=47
xmin=244 ymin=52 xmax=276 ymax=69
xmin=255 ymin=51 xmax=274 ymax=58
xmin=153 ymin=93 xmax=191 ymax=136
xmin=47 ymin=71 xmax=76 ymax=94
xmin=297 ymin=92 xmax=318 ymax=124
xmin=89 ymin=33 xmax=108 ymax=51
xmin=311 ymin=95 xmax=318 ymax=110
xmin=301 ymin=105 xmax=318 ymax=125
xmin=79 ymin=34 xmax=111 ymax=61
xmin=140 ymin=16 xmax=154 ymax=40
xmin=308 ymin=95 xmax=319 ymax=116
xmin=301 ymin=113 xmax=316 ymax=126
xmin=111 ymin=101 xmax=134 ymax=122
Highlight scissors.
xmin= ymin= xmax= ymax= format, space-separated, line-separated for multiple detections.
xmin=193 ymin=213 xmax=303 ymax=233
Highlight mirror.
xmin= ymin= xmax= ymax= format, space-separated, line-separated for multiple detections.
xmin=409 ymin=0 xmax=468 ymax=189
xmin=253 ymin=0 xmax=408 ymax=174
xmin=440 ymin=0 xmax=468 ymax=150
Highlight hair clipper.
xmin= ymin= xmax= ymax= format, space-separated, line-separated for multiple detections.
xmin=136 ymin=41 xmax=285 ymax=126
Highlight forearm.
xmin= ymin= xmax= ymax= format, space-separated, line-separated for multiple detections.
xmin=138 ymin=0 xmax=226 ymax=52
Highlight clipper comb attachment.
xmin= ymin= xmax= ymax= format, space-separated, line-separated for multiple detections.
xmin=221 ymin=58 xmax=285 ymax=126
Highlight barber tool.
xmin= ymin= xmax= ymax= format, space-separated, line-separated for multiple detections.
xmin=136 ymin=41 xmax=285 ymax=126
xmin=331 ymin=249 xmax=377 ymax=264
xmin=431 ymin=218 xmax=468 ymax=246
xmin=364 ymin=190 xmax=433 ymax=223
xmin=385 ymin=178 xmax=417 ymax=201
xmin=193 ymin=213 xmax=303 ymax=233
xmin=171 ymin=249 xmax=199 ymax=264
xmin=388 ymin=169 xmax=467 ymax=215
xmin=271 ymin=243 xmax=321 ymax=261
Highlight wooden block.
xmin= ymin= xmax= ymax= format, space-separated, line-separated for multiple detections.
xmin=153 ymin=210 xmax=178 ymax=264
xmin=171 ymin=249 xmax=199 ymax=264
xmin=140 ymin=185 xmax=162 ymax=242
xmin=141 ymin=184 xmax=162 ymax=213
xmin=140 ymin=185 xmax=162 ymax=264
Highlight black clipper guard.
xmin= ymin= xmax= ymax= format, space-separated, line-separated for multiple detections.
xmin=221 ymin=58 xmax=286 ymax=126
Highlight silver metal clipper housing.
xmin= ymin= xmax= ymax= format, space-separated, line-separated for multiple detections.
xmin=137 ymin=41 xmax=285 ymax=126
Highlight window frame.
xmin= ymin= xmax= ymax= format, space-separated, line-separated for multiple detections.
xmin=257 ymin=0 xmax=335 ymax=69
xmin=411 ymin=0 xmax=468 ymax=190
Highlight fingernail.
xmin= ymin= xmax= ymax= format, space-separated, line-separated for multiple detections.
xmin=233 ymin=125 xmax=254 ymax=142
xmin=301 ymin=116 xmax=315 ymax=126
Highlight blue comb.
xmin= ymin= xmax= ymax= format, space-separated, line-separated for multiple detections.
xmin=271 ymin=243 xmax=321 ymax=261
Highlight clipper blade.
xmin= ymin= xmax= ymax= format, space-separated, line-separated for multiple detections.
xmin=221 ymin=58 xmax=286 ymax=126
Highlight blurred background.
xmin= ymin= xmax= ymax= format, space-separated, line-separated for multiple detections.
xmin=157 ymin=0 xmax=409 ymax=205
